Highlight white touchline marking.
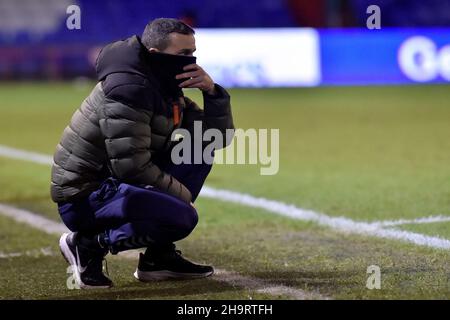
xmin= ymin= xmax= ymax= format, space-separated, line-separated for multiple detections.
xmin=213 ymin=269 xmax=329 ymax=300
xmin=370 ymin=215 xmax=450 ymax=228
xmin=0 ymin=145 xmax=53 ymax=165
xmin=200 ymin=187 xmax=450 ymax=250
xmin=0 ymin=247 xmax=55 ymax=259
xmin=0 ymin=203 xmax=69 ymax=235
xmin=0 ymin=144 xmax=450 ymax=250
xmin=0 ymin=203 xmax=324 ymax=300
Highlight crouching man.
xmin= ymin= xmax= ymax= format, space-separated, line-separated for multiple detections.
xmin=51 ymin=18 xmax=234 ymax=288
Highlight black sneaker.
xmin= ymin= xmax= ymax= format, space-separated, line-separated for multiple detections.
xmin=134 ymin=249 xmax=214 ymax=281
xmin=59 ymin=232 xmax=113 ymax=289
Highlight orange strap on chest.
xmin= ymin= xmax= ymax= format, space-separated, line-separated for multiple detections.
xmin=173 ymin=103 xmax=180 ymax=126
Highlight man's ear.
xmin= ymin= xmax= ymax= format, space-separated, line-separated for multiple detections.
xmin=148 ymin=48 xmax=159 ymax=53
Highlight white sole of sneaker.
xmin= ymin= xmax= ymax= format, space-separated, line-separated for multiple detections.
xmin=59 ymin=233 xmax=112 ymax=289
xmin=134 ymin=269 xmax=214 ymax=281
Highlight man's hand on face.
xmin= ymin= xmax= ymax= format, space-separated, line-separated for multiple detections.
xmin=176 ymin=64 xmax=216 ymax=95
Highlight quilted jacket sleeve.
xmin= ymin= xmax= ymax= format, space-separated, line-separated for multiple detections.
xmin=182 ymin=84 xmax=235 ymax=147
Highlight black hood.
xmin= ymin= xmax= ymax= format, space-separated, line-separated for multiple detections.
xmin=96 ymin=35 xmax=149 ymax=81
xmin=96 ymin=35 xmax=196 ymax=98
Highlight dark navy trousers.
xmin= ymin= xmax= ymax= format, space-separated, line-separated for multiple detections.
xmin=58 ymin=159 xmax=212 ymax=254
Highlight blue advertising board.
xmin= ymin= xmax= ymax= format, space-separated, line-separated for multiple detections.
xmin=196 ymin=28 xmax=450 ymax=87
xmin=320 ymin=28 xmax=450 ymax=85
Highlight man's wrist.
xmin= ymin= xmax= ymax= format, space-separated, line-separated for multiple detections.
xmin=203 ymin=83 xmax=217 ymax=96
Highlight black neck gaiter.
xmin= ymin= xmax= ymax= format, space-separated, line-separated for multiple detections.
xmin=146 ymin=52 xmax=197 ymax=98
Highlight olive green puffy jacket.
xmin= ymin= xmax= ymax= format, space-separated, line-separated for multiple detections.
xmin=50 ymin=36 xmax=234 ymax=204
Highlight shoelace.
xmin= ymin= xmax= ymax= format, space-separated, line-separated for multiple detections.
xmin=171 ymin=249 xmax=185 ymax=261
xmin=156 ymin=249 xmax=183 ymax=262
xmin=86 ymin=254 xmax=109 ymax=276
xmin=171 ymin=250 xmax=195 ymax=266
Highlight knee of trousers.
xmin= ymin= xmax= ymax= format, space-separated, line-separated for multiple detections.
xmin=176 ymin=206 xmax=199 ymax=239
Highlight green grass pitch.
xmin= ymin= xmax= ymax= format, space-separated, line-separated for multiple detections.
xmin=0 ymin=82 xmax=450 ymax=299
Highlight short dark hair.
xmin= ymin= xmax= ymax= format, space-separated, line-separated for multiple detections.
xmin=141 ymin=18 xmax=195 ymax=51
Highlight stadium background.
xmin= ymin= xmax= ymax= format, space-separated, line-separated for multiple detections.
xmin=2 ymin=0 xmax=450 ymax=86
xmin=1 ymin=0 xmax=450 ymax=300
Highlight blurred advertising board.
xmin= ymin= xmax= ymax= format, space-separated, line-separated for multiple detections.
xmin=320 ymin=28 xmax=450 ymax=85
xmin=1 ymin=28 xmax=450 ymax=86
